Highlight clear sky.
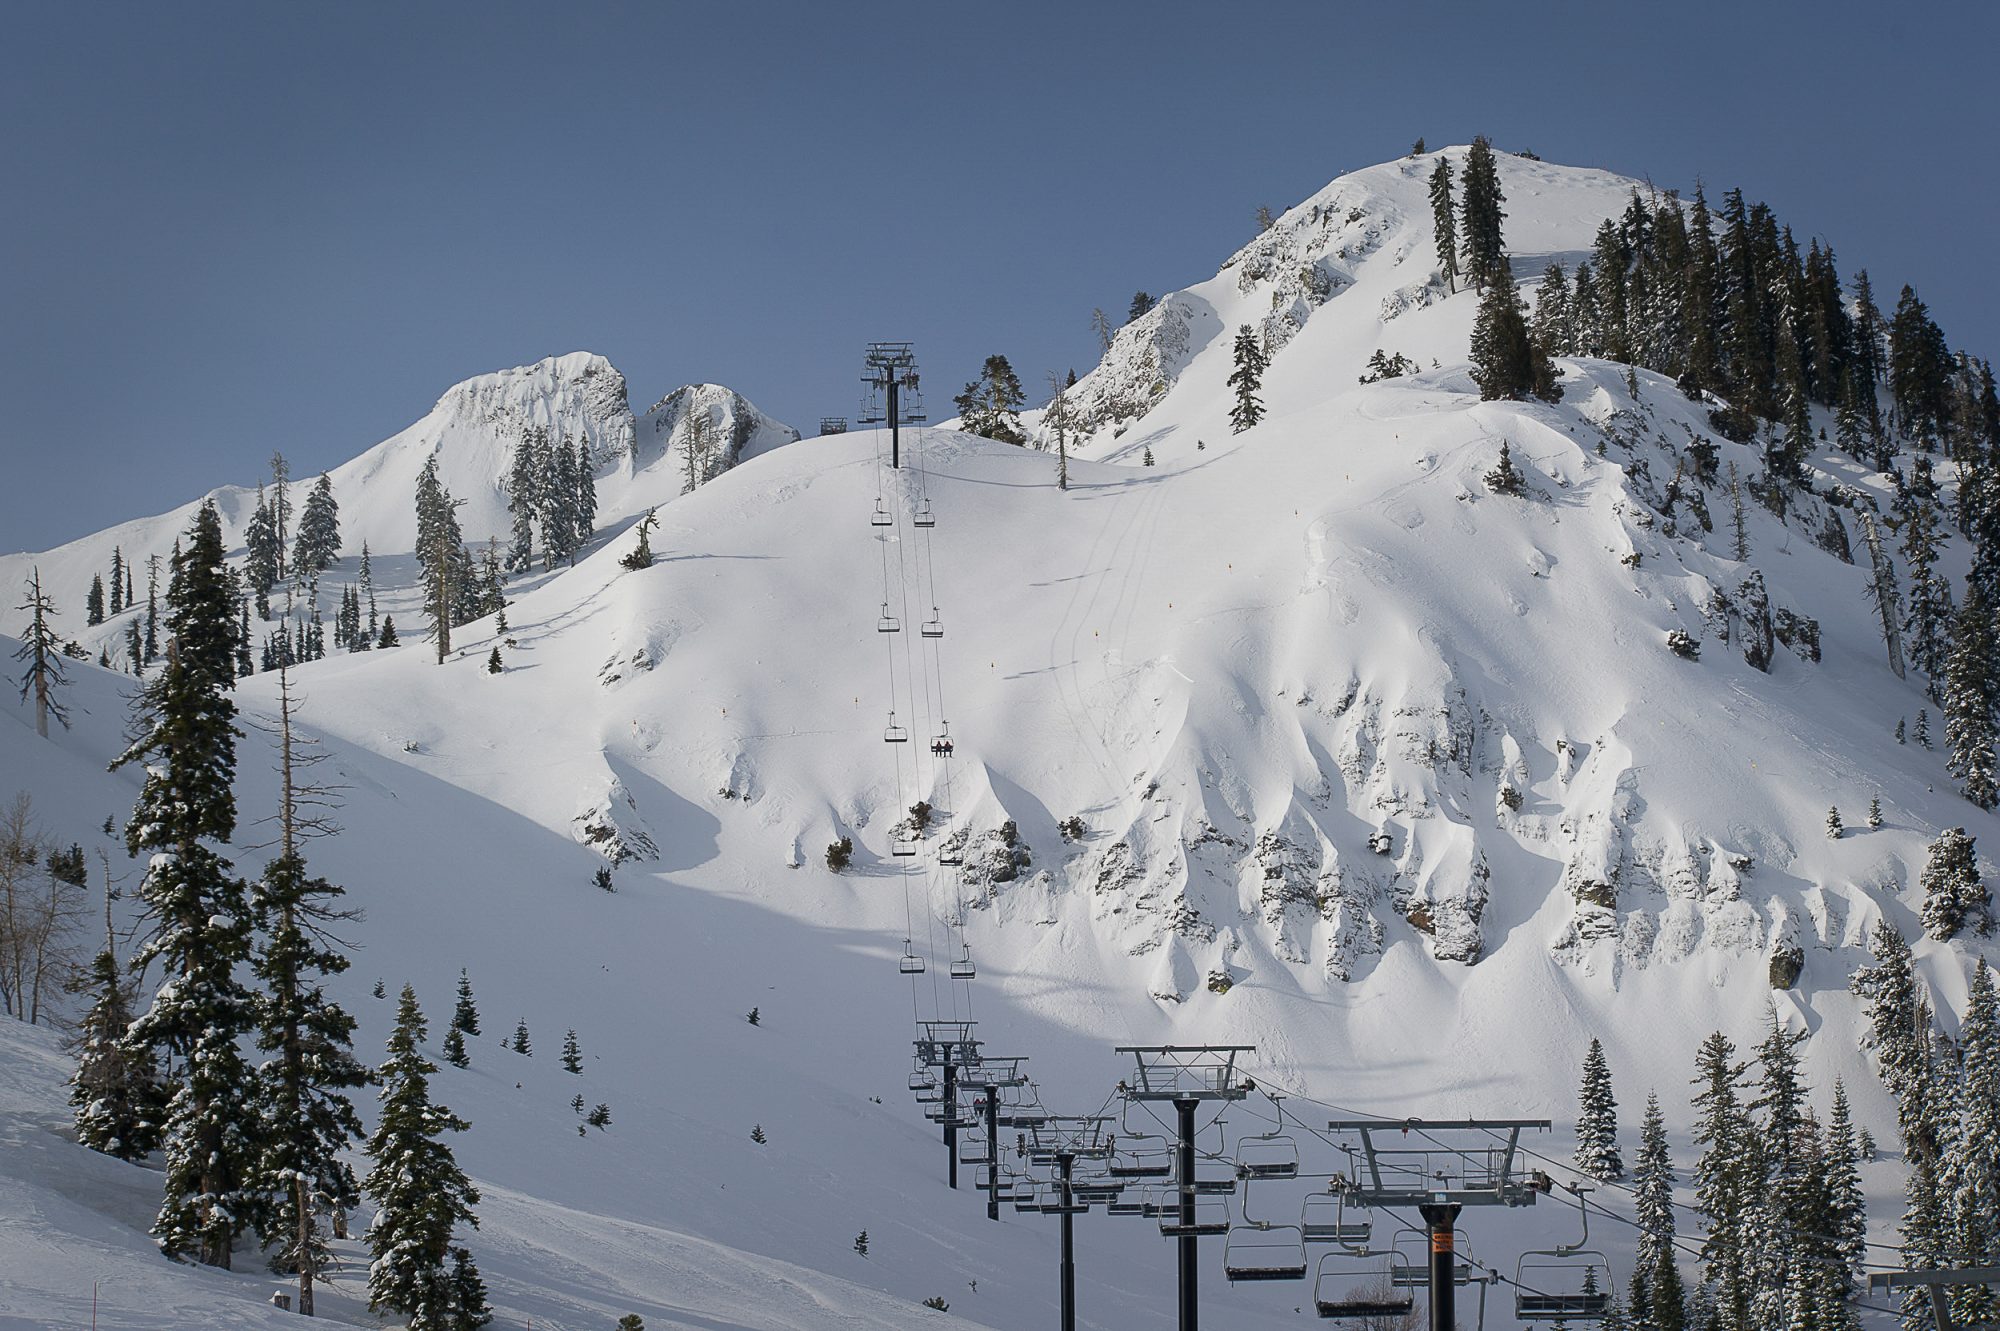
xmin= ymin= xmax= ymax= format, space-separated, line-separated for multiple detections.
xmin=4 ymin=1 xmax=1995 ymax=552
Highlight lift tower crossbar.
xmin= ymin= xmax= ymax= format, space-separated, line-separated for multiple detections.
xmin=1116 ymin=1047 xmax=1255 ymax=1331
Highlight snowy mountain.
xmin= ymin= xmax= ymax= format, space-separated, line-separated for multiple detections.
xmin=2 ymin=146 xmax=1994 ymax=1329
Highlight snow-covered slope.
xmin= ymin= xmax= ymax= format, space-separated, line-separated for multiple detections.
xmin=1 ymin=147 xmax=1993 ymax=1329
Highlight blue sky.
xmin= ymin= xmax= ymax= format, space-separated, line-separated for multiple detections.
xmin=3 ymin=1 xmax=1995 ymax=552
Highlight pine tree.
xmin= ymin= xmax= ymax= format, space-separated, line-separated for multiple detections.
xmin=1484 ymin=440 xmax=1526 ymax=495
xmin=379 ymin=615 xmax=398 ymax=648
xmin=1127 ymin=291 xmax=1155 ymax=323
xmin=452 ymin=968 xmax=481 ymax=1037
xmin=442 ymin=1024 xmax=468 ymax=1068
xmin=1918 ymin=826 xmax=1988 ymax=940
xmin=1868 ymin=796 xmax=1884 ymax=829
xmin=269 ymin=452 xmax=293 ymax=581
xmin=561 ymin=1029 xmax=582 ymax=1074
xmin=1942 ymin=585 xmax=1998 ymax=808
xmin=587 ymin=1102 xmax=611 ymax=1128
xmin=14 ymin=569 xmax=72 ymax=738
xmin=245 ymin=488 xmax=279 ymax=613
xmin=552 ymin=438 xmax=582 ymax=564
xmin=1458 ymin=136 xmax=1508 ymax=291
xmin=363 ymin=986 xmax=489 ymax=1331
xmin=1826 ymin=806 xmax=1843 ymax=840
xmin=291 ymin=473 xmax=341 ymax=577
xmin=1944 ymin=962 xmax=2000 ymax=1326
xmin=1916 ymin=707 xmax=1932 ymax=748
xmin=415 ymin=455 xmax=470 ymax=664
xmin=511 ymin=1020 xmax=531 ymax=1056
xmin=1899 ymin=466 xmax=1953 ymax=690
xmin=1533 ymin=263 xmax=1574 ymax=355
xmin=144 ymin=553 xmax=161 ymax=663
xmin=359 ymin=542 xmax=377 ymax=646
xmin=953 ymin=356 xmax=1028 ymax=444
xmin=506 ymin=430 xmax=541 ymax=572
xmin=1227 ymin=325 xmax=1266 ymax=433
xmin=621 ymin=507 xmax=658 ymax=571
xmin=1631 ymin=1092 xmax=1684 ymax=1331
xmin=1824 ymin=1079 xmax=1868 ymax=1290
xmin=751 ymin=1123 xmax=766 ymax=1144
xmin=112 ymin=501 xmax=260 ymax=1267
xmin=86 ymin=574 xmax=106 ymax=626
xmin=1574 ymin=1037 xmax=1623 ymax=1180
xmin=1429 ymin=158 xmax=1457 ymax=293
xmin=109 ymin=546 xmax=126 ymax=615
xmin=1857 ymin=510 xmax=1906 ymax=678
xmin=485 ymin=647 xmax=502 ymax=675
xmin=1691 ymin=1031 xmax=1754 ymax=1331
xmin=69 ymin=868 xmax=164 ymax=1161
xmin=249 ymin=658 xmax=368 ymax=1312
xmin=1470 ymin=261 xmax=1561 ymax=403
xmin=573 ymin=437 xmax=597 ymax=548
xmin=1747 ymin=1016 xmax=1811 ymax=1331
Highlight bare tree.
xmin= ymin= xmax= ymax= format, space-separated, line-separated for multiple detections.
xmin=1045 ymin=371 xmax=1074 ymax=490
xmin=14 ymin=569 xmax=72 ymax=738
xmin=0 ymin=793 xmax=90 ymax=1023
xmin=1091 ymin=307 xmax=1113 ymax=354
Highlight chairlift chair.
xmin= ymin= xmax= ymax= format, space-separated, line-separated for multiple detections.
xmin=876 ymin=603 xmax=900 ymax=633
xmin=1107 ymin=1132 xmax=1173 ymax=1179
xmin=907 ymin=1067 xmax=936 ymax=1094
xmin=958 ymin=1130 xmax=993 ymax=1167
xmin=897 ymin=940 xmax=926 ymax=975
xmin=1190 ymin=1174 xmax=1239 ymax=1196
xmin=1235 ymin=1127 xmax=1301 ymax=1180
xmin=1224 ymin=1225 xmax=1309 ymax=1282
xmin=929 ymin=726 xmax=955 ymax=756
xmin=948 ymin=944 xmax=976 ymax=980
xmin=1515 ymin=1254 xmax=1613 ymax=1322
xmin=891 ymin=838 xmax=918 ymax=858
xmin=884 ymin=714 xmax=909 ymax=744
xmin=1313 ymin=1252 xmax=1416 ymax=1321
xmin=912 ymin=499 xmax=936 ymax=529
xmin=1391 ymin=1225 xmax=1471 ymax=1286
xmin=1302 ymin=1193 xmax=1373 ymax=1247
xmin=869 ymin=500 xmax=893 ymax=528
xmin=920 ymin=609 xmax=944 ymax=638
xmin=1158 ymin=1196 xmax=1230 ymax=1237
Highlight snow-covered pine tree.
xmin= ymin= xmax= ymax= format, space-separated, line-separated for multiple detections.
xmin=506 ymin=431 xmax=541 ymax=573
xmin=511 ymin=1020 xmax=531 ymax=1056
xmin=1943 ymin=586 xmax=1998 ymax=808
xmin=415 ymin=455 xmax=471 ymax=664
xmin=143 ymin=553 xmax=161 ymax=662
xmin=1227 ymin=325 xmax=1266 ymax=433
xmin=291 ymin=473 xmax=341 ymax=577
xmin=1824 ymin=1079 xmax=1868 ymax=1292
xmin=1868 ymin=796 xmax=1884 ymax=828
xmin=1534 ymin=263 xmax=1575 ymax=356
xmin=1826 ymin=806 xmax=1843 ymax=839
xmin=1574 ymin=1037 xmax=1623 ymax=1180
xmin=14 ymin=569 xmax=72 ymax=738
xmin=112 ymin=501 xmax=261 ymax=1267
xmin=363 ymin=986 xmax=490 ymax=1331
xmin=249 ymin=657 xmax=368 ymax=1314
xmin=1691 ymin=1031 xmax=1754 ymax=1331
xmin=68 ymin=866 xmax=164 ymax=1161
xmin=378 ymin=615 xmax=398 ymax=648
xmin=953 ymin=356 xmax=1027 ymax=445
xmin=573 ymin=436 xmax=597 ymax=543
xmin=561 ymin=1030 xmax=581 ymax=1074
xmin=1746 ymin=1016 xmax=1812 ymax=1331
xmin=1919 ymin=827 xmax=1986 ymax=940
xmin=1458 ymin=135 xmax=1507 ymax=291
xmin=552 ymin=437 xmax=582 ymax=565
xmin=1900 ymin=473 xmax=1954 ymax=693
xmin=1943 ymin=962 xmax=2000 ymax=1327
xmin=1429 ymin=158 xmax=1457 ymax=293
xmin=1629 ymin=1092 xmax=1684 ymax=1331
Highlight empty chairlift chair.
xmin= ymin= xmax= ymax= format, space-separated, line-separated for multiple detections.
xmin=1313 ymin=1252 xmax=1415 ymax=1321
xmin=898 ymin=939 xmax=926 ymax=975
xmin=877 ymin=602 xmax=900 ymax=634
xmin=948 ymin=943 xmax=976 ymax=980
xmin=1224 ymin=1224 xmax=1309 ymax=1282
xmin=1516 ymin=1254 xmax=1614 ymax=1322
xmin=884 ymin=713 xmax=909 ymax=744
xmin=1158 ymin=1196 xmax=1230 ymax=1238
xmin=1108 ymin=1132 xmax=1174 ymax=1179
xmin=1391 ymin=1225 xmax=1471 ymax=1287
xmin=912 ymin=498 xmax=936 ymax=528
xmin=1302 ymin=1193 xmax=1372 ymax=1247
xmin=920 ymin=608 xmax=944 ymax=638
xmin=870 ymin=499 xmax=893 ymax=528
xmin=1235 ymin=1127 xmax=1300 ymax=1180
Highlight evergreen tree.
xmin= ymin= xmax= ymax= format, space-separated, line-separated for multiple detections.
xmin=415 ymin=456 xmax=470 ymax=664
xmin=1944 ymin=962 xmax=2000 ymax=1325
xmin=452 ymin=968 xmax=480 ymax=1038
xmin=1458 ymin=136 xmax=1507 ymax=291
xmin=442 ymin=1025 xmax=468 ymax=1068
xmin=14 ymin=569 xmax=72 ymax=738
xmin=1825 ymin=1079 xmax=1868 ymax=1290
xmin=1630 ymin=1092 xmax=1685 ymax=1331
xmin=68 ymin=877 xmax=164 ymax=1161
xmin=1691 ymin=1031 xmax=1754 ymax=1331
xmin=291 ymin=473 xmax=341 ymax=577
xmin=269 ymin=452 xmax=293 ymax=580
xmin=1888 ymin=285 xmax=1952 ymax=447
xmin=111 ymin=501 xmax=260 ymax=1267
xmin=506 ymin=431 xmax=540 ymax=573
xmin=1470 ymin=261 xmax=1561 ymax=403
xmin=1227 ymin=325 xmax=1266 ymax=433
xmin=1533 ymin=263 xmax=1574 ymax=355
xmin=244 ymin=488 xmax=279 ymax=613
xmin=1942 ymin=585 xmax=1998 ymax=808
xmin=1429 ymin=158 xmax=1458 ymax=293
xmin=952 ymin=355 xmax=1028 ymax=445
xmin=1484 ymin=439 xmax=1526 ymax=495
xmin=1918 ymin=826 xmax=1988 ymax=940
xmin=621 ymin=507 xmax=658 ymax=571
xmin=363 ymin=986 xmax=489 ymax=1331
xmin=1868 ymin=795 xmax=1884 ymax=829
xmin=1127 ymin=291 xmax=1155 ymax=323
xmin=144 ymin=553 xmax=161 ymax=663
xmin=249 ymin=660 xmax=368 ymax=1312
xmin=561 ymin=1029 xmax=582 ymax=1074
xmin=109 ymin=546 xmax=126 ymax=615
xmin=379 ymin=615 xmax=398 ymax=648
xmin=511 ymin=1020 xmax=531 ymax=1056
xmin=1826 ymin=805 xmax=1844 ymax=839
xmin=359 ymin=542 xmax=377 ymax=646
xmin=551 ymin=438 xmax=582 ymax=564
xmin=573 ymin=436 xmax=597 ymax=546
xmin=86 ymin=573 xmax=105 ymax=626
xmin=485 ymin=647 xmax=502 ymax=675
xmin=1574 ymin=1037 xmax=1623 ymax=1180
xmin=1894 ymin=468 xmax=1952 ymax=688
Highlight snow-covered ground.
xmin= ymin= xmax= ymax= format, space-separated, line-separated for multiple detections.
xmin=1 ymin=146 xmax=1990 ymax=1329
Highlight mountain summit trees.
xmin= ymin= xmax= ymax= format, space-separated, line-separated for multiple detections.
xmin=954 ymin=356 xmax=1027 ymax=445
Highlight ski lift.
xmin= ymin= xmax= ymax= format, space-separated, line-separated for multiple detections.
xmin=1158 ymin=1196 xmax=1230 ymax=1238
xmin=898 ymin=940 xmax=926 ymax=975
xmin=1108 ymin=1131 xmax=1174 ymax=1178
xmin=920 ymin=609 xmax=944 ymax=638
xmin=1190 ymin=1174 xmax=1238 ymax=1196
xmin=1224 ymin=1224 xmax=1309 ymax=1282
xmin=912 ymin=498 xmax=936 ymax=529
xmin=938 ymin=846 xmax=964 ymax=866
xmin=1302 ymin=1193 xmax=1372 ymax=1247
xmin=870 ymin=500 xmax=893 ymax=528
xmin=929 ymin=725 xmax=954 ymax=756
xmin=877 ymin=603 xmax=901 ymax=633
xmin=1313 ymin=1252 xmax=1415 ymax=1320
xmin=949 ymin=944 xmax=976 ymax=980
xmin=959 ymin=1129 xmax=993 ymax=1166
xmin=1235 ymin=1127 xmax=1301 ymax=1180
xmin=907 ymin=1066 xmax=936 ymax=1094
xmin=1515 ymin=1185 xmax=1613 ymax=1321
xmin=884 ymin=714 xmax=909 ymax=744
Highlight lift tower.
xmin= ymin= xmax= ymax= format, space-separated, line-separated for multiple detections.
xmin=1117 ymin=1046 xmax=1254 ymax=1331
xmin=859 ymin=343 xmax=925 ymax=470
